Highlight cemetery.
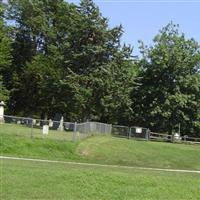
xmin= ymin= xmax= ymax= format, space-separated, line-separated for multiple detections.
xmin=0 ymin=0 xmax=200 ymax=199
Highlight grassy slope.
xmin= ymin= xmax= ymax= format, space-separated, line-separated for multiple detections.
xmin=0 ymin=123 xmax=74 ymax=140
xmin=77 ymin=136 xmax=200 ymax=170
xmin=1 ymin=159 xmax=200 ymax=200
xmin=0 ymin=131 xmax=79 ymax=160
xmin=1 ymin=124 xmax=200 ymax=170
xmin=1 ymin=124 xmax=200 ymax=200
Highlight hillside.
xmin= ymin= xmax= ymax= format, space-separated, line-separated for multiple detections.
xmin=2 ymin=159 xmax=200 ymax=200
xmin=77 ymin=136 xmax=200 ymax=170
xmin=1 ymin=125 xmax=200 ymax=199
xmin=1 ymin=124 xmax=200 ymax=170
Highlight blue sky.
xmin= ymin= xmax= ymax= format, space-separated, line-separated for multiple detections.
xmin=68 ymin=0 xmax=200 ymax=55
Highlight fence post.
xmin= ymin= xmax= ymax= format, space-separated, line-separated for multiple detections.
xmin=73 ymin=122 xmax=77 ymax=141
xmin=31 ymin=118 xmax=33 ymax=138
xmin=0 ymin=101 xmax=5 ymax=124
xmin=128 ymin=127 xmax=131 ymax=139
xmin=171 ymin=133 xmax=174 ymax=143
xmin=109 ymin=124 xmax=112 ymax=135
xmin=145 ymin=129 xmax=150 ymax=141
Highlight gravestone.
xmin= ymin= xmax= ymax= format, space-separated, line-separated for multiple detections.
xmin=49 ymin=119 xmax=53 ymax=127
xmin=58 ymin=116 xmax=64 ymax=131
xmin=53 ymin=113 xmax=62 ymax=129
xmin=42 ymin=125 xmax=49 ymax=135
xmin=0 ymin=101 xmax=5 ymax=123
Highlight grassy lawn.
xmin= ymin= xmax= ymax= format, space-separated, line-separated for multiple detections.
xmin=1 ymin=123 xmax=200 ymax=199
xmin=0 ymin=128 xmax=79 ymax=161
xmin=1 ymin=123 xmax=200 ymax=170
xmin=0 ymin=123 xmax=74 ymax=141
xmin=77 ymin=136 xmax=200 ymax=170
xmin=1 ymin=159 xmax=200 ymax=200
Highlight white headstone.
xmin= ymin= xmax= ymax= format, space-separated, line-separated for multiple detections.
xmin=0 ymin=101 xmax=5 ymax=123
xmin=174 ymin=133 xmax=181 ymax=141
xmin=32 ymin=119 xmax=36 ymax=125
xmin=42 ymin=125 xmax=49 ymax=135
xmin=49 ymin=119 xmax=53 ymax=127
xmin=58 ymin=116 xmax=64 ymax=131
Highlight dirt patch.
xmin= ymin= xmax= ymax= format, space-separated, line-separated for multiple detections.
xmin=79 ymin=149 xmax=90 ymax=156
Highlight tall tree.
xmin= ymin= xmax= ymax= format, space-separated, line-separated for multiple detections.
xmin=0 ymin=1 xmax=11 ymax=102
xmin=6 ymin=0 xmax=135 ymax=123
xmin=6 ymin=0 xmax=77 ymax=116
xmin=64 ymin=0 xmax=135 ymax=123
xmin=132 ymin=23 xmax=200 ymax=137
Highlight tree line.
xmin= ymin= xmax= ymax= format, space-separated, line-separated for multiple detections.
xmin=0 ymin=0 xmax=199 ymax=137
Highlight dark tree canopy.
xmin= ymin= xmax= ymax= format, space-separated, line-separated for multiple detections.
xmin=4 ymin=0 xmax=136 ymax=123
xmin=0 ymin=1 xmax=199 ymax=137
xmin=0 ymin=1 xmax=11 ymax=102
xmin=132 ymin=23 xmax=200 ymax=136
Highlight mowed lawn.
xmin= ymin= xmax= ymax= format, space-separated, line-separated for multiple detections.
xmin=77 ymin=136 xmax=200 ymax=170
xmin=1 ymin=123 xmax=200 ymax=199
xmin=1 ymin=123 xmax=200 ymax=170
xmin=1 ymin=159 xmax=200 ymax=200
xmin=0 ymin=123 xmax=74 ymax=141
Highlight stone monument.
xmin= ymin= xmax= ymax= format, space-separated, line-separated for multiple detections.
xmin=58 ymin=116 xmax=64 ymax=131
xmin=0 ymin=101 xmax=5 ymax=124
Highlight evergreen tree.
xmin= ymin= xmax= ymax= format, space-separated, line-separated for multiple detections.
xmin=0 ymin=1 xmax=11 ymax=102
xmin=65 ymin=0 xmax=135 ymax=123
xmin=6 ymin=0 xmax=135 ymax=122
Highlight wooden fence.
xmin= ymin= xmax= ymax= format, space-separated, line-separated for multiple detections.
xmin=149 ymin=132 xmax=172 ymax=142
xmin=149 ymin=132 xmax=200 ymax=144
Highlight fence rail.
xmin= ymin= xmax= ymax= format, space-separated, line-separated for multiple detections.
xmin=112 ymin=125 xmax=149 ymax=140
xmin=75 ymin=122 xmax=112 ymax=140
xmin=1 ymin=115 xmax=112 ymax=141
xmin=149 ymin=132 xmax=172 ymax=142
xmin=112 ymin=125 xmax=129 ymax=138
xmin=182 ymin=135 xmax=200 ymax=144
xmin=1 ymin=114 xmax=200 ymax=145
xmin=112 ymin=125 xmax=200 ymax=145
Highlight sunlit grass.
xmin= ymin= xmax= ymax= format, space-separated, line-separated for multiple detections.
xmin=1 ymin=159 xmax=200 ymax=200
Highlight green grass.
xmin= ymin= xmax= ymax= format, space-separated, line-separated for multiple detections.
xmin=0 ymin=123 xmax=74 ymax=141
xmin=0 ymin=128 xmax=79 ymax=161
xmin=1 ymin=123 xmax=200 ymax=199
xmin=1 ymin=123 xmax=200 ymax=170
xmin=1 ymin=159 xmax=200 ymax=200
xmin=77 ymin=136 xmax=200 ymax=170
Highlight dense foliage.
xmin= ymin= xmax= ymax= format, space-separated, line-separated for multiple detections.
xmin=132 ymin=23 xmax=200 ymax=136
xmin=0 ymin=1 xmax=11 ymax=102
xmin=0 ymin=0 xmax=199 ymax=136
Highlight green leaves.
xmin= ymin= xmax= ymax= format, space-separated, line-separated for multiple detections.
xmin=2 ymin=1 xmax=199 ymax=137
xmin=4 ymin=0 xmax=135 ymax=122
xmin=0 ymin=76 xmax=9 ymax=102
xmin=133 ymin=23 xmax=200 ymax=136
xmin=0 ymin=2 xmax=12 ymax=102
